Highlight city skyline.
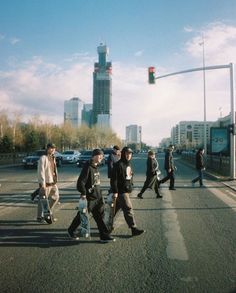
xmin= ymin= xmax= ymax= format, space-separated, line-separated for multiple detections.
xmin=0 ymin=0 xmax=236 ymax=145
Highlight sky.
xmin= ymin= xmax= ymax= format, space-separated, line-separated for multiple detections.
xmin=0 ymin=0 xmax=236 ymax=146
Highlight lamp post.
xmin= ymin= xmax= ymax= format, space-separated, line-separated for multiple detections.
xmin=199 ymin=34 xmax=207 ymax=156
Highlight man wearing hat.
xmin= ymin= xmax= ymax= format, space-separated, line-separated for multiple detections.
xmin=68 ymin=148 xmax=115 ymax=242
xmin=37 ymin=143 xmax=60 ymax=223
xmin=110 ymin=146 xmax=145 ymax=236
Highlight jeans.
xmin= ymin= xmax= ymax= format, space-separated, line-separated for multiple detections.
xmin=192 ymin=169 xmax=204 ymax=186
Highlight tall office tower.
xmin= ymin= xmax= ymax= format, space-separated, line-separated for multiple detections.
xmin=64 ymin=97 xmax=84 ymax=128
xmin=92 ymin=43 xmax=112 ymax=128
xmin=126 ymin=125 xmax=142 ymax=144
xmin=82 ymin=103 xmax=93 ymax=127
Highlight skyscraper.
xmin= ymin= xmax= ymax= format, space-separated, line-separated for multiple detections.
xmin=64 ymin=97 xmax=84 ymax=128
xmin=92 ymin=43 xmax=112 ymax=128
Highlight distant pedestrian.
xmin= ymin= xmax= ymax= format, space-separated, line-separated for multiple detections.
xmin=68 ymin=148 xmax=115 ymax=243
xmin=159 ymin=144 xmax=176 ymax=190
xmin=111 ymin=146 xmax=145 ymax=236
xmin=37 ymin=143 xmax=60 ymax=223
xmin=107 ymin=145 xmax=121 ymax=192
xmin=192 ymin=148 xmax=205 ymax=187
xmin=137 ymin=150 xmax=162 ymax=199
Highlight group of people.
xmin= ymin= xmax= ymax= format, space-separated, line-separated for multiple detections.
xmin=35 ymin=143 xmax=205 ymax=243
xmin=36 ymin=144 xmax=145 ymax=243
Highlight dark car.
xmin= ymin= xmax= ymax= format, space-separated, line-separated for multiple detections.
xmin=77 ymin=150 xmax=105 ymax=167
xmin=22 ymin=150 xmax=63 ymax=169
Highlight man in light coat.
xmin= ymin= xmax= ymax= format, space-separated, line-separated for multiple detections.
xmin=37 ymin=143 xmax=60 ymax=223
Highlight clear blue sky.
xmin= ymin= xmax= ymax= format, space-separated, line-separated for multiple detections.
xmin=1 ymin=0 xmax=236 ymax=145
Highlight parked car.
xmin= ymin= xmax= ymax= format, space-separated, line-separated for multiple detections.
xmin=77 ymin=150 xmax=105 ymax=167
xmin=22 ymin=150 xmax=63 ymax=169
xmin=62 ymin=150 xmax=81 ymax=164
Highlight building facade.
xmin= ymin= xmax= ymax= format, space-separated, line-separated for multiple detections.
xmin=92 ymin=43 xmax=112 ymax=128
xmin=64 ymin=97 xmax=84 ymax=128
xmin=126 ymin=124 xmax=142 ymax=144
xmin=171 ymin=120 xmax=215 ymax=150
xmin=82 ymin=103 xmax=93 ymax=127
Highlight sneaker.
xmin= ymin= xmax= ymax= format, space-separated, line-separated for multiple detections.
xmin=156 ymin=194 xmax=163 ymax=198
xmin=131 ymin=227 xmax=145 ymax=236
xmin=52 ymin=217 xmax=58 ymax=222
xmin=100 ymin=234 xmax=116 ymax=243
xmin=37 ymin=217 xmax=45 ymax=223
xmin=169 ymin=187 xmax=176 ymax=190
xmin=137 ymin=193 xmax=143 ymax=199
xmin=44 ymin=214 xmax=53 ymax=224
xmin=67 ymin=229 xmax=80 ymax=240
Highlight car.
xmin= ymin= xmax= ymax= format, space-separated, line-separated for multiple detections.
xmin=22 ymin=150 xmax=63 ymax=169
xmin=62 ymin=150 xmax=81 ymax=164
xmin=77 ymin=150 xmax=105 ymax=167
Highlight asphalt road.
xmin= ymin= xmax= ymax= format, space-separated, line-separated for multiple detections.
xmin=0 ymin=153 xmax=236 ymax=293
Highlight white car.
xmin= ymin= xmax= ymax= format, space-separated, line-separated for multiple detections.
xmin=62 ymin=150 xmax=81 ymax=164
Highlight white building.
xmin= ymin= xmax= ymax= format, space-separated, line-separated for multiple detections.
xmin=126 ymin=124 xmax=142 ymax=144
xmin=64 ymin=97 xmax=84 ymax=128
xmin=171 ymin=120 xmax=215 ymax=149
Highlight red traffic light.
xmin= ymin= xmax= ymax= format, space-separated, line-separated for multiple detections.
xmin=148 ymin=67 xmax=155 ymax=84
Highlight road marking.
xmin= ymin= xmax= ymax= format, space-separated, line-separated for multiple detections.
xmin=162 ymin=190 xmax=189 ymax=261
xmin=208 ymin=183 xmax=236 ymax=211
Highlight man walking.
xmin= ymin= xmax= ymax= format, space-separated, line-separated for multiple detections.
xmin=159 ymin=144 xmax=176 ymax=190
xmin=111 ymin=147 xmax=145 ymax=236
xmin=192 ymin=148 xmax=205 ymax=187
xmin=37 ymin=143 xmax=60 ymax=223
xmin=68 ymin=148 xmax=115 ymax=243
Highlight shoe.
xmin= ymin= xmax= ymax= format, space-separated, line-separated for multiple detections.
xmin=37 ymin=217 xmax=45 ymax=223
xmin=131 ymin=227 xmax=145 ymax=236
xmin=169 ymin=187 xmax=176 ymax=190
xmin=100 ymin=234 xmax=116 ymax=243
xmin=67 ymin=229 xmax=80 ymax=240
xmin=52 ymin=217 xmax=58 ymax=222
xmin=156 ymin=194 xmax=163 ymax=198
xmin=137 ymin=193 xmax=143 ymax=199
xmin=44 ymin=214 xmax=53 ymax=224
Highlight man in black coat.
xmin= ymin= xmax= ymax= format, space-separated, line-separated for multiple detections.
xmin=67 ymin=149 xmax=115 ymax=243
xmin=159 ymin=144 xmax=176 ymax=190
xmin=111 ymin=147 xmax=145 ymax=236
xmin=192 ymin=148 xmax=205 ymax=187
xmin=137 ymin=150 xmax=162 ymax=198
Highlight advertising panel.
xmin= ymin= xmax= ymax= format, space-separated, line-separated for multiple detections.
xmin=210 ymin=127 xmax=229 ymax=155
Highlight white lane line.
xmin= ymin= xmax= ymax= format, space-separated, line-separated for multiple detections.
xmin=207 ymin=184 xmax=236 ymax=212
xmin=162 ymin=190 xmax=189 ymax=261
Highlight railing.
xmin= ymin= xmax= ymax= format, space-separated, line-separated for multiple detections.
xmin=181 ymin=152 xmax=230 ymax=177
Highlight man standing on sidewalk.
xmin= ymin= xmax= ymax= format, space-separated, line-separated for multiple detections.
xmin=111 ymin=146 xmax=145 ymax=236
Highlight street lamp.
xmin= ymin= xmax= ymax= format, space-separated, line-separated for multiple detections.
xmin=199 ymin=34 xmax=207 ymax=156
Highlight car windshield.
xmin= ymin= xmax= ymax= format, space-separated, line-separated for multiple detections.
xmin=82 ymin=151 xmax=92 ymax=156
xmin=63 ymin=151 xmax=74 ymax=155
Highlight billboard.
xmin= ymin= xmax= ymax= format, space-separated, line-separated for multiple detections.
xmin=210 ymin=127 xmax=229 ymax=155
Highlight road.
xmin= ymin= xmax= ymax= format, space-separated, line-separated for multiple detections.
xmin=0 ymin=153 xmax=236 ymax=293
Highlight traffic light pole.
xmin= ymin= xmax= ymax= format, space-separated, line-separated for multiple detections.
xmin=155 ymin=63 xmax=235 ymax=179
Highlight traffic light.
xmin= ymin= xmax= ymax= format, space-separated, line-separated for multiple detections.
xmin=228 ymin=123 xmax=236 ymax=135
xmin=148 ymin=67 xmax=156 ymax=84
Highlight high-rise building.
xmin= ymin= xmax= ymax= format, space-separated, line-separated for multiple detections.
xmin=92 ymin=43 xmax=112 ymax=128
xmin=82 ymin=103 xmax=93 ymax=127
xmin=64 ymin=97 xmax=84 ymax=128
xmin=126 ymin=125 xmax=142 ymax=144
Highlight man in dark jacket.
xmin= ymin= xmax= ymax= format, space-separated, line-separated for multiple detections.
xmin=192 ymin=148 xmax=205 ymax=187
xmin=68 ymin=149 xmax=115 ymax=242
xmin=107 ymin=145 xmax=121 ymax=192
xmin=137 ymin=150 xmax=162 ymax=198
xmin=111 ymin=147 xmax=145 ymax=236
xmin=159 ymin=144 xmax=176 ymax=190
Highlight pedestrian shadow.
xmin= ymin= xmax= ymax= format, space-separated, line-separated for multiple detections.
xmin=0 ymin=227 xmax=104 ymax=247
